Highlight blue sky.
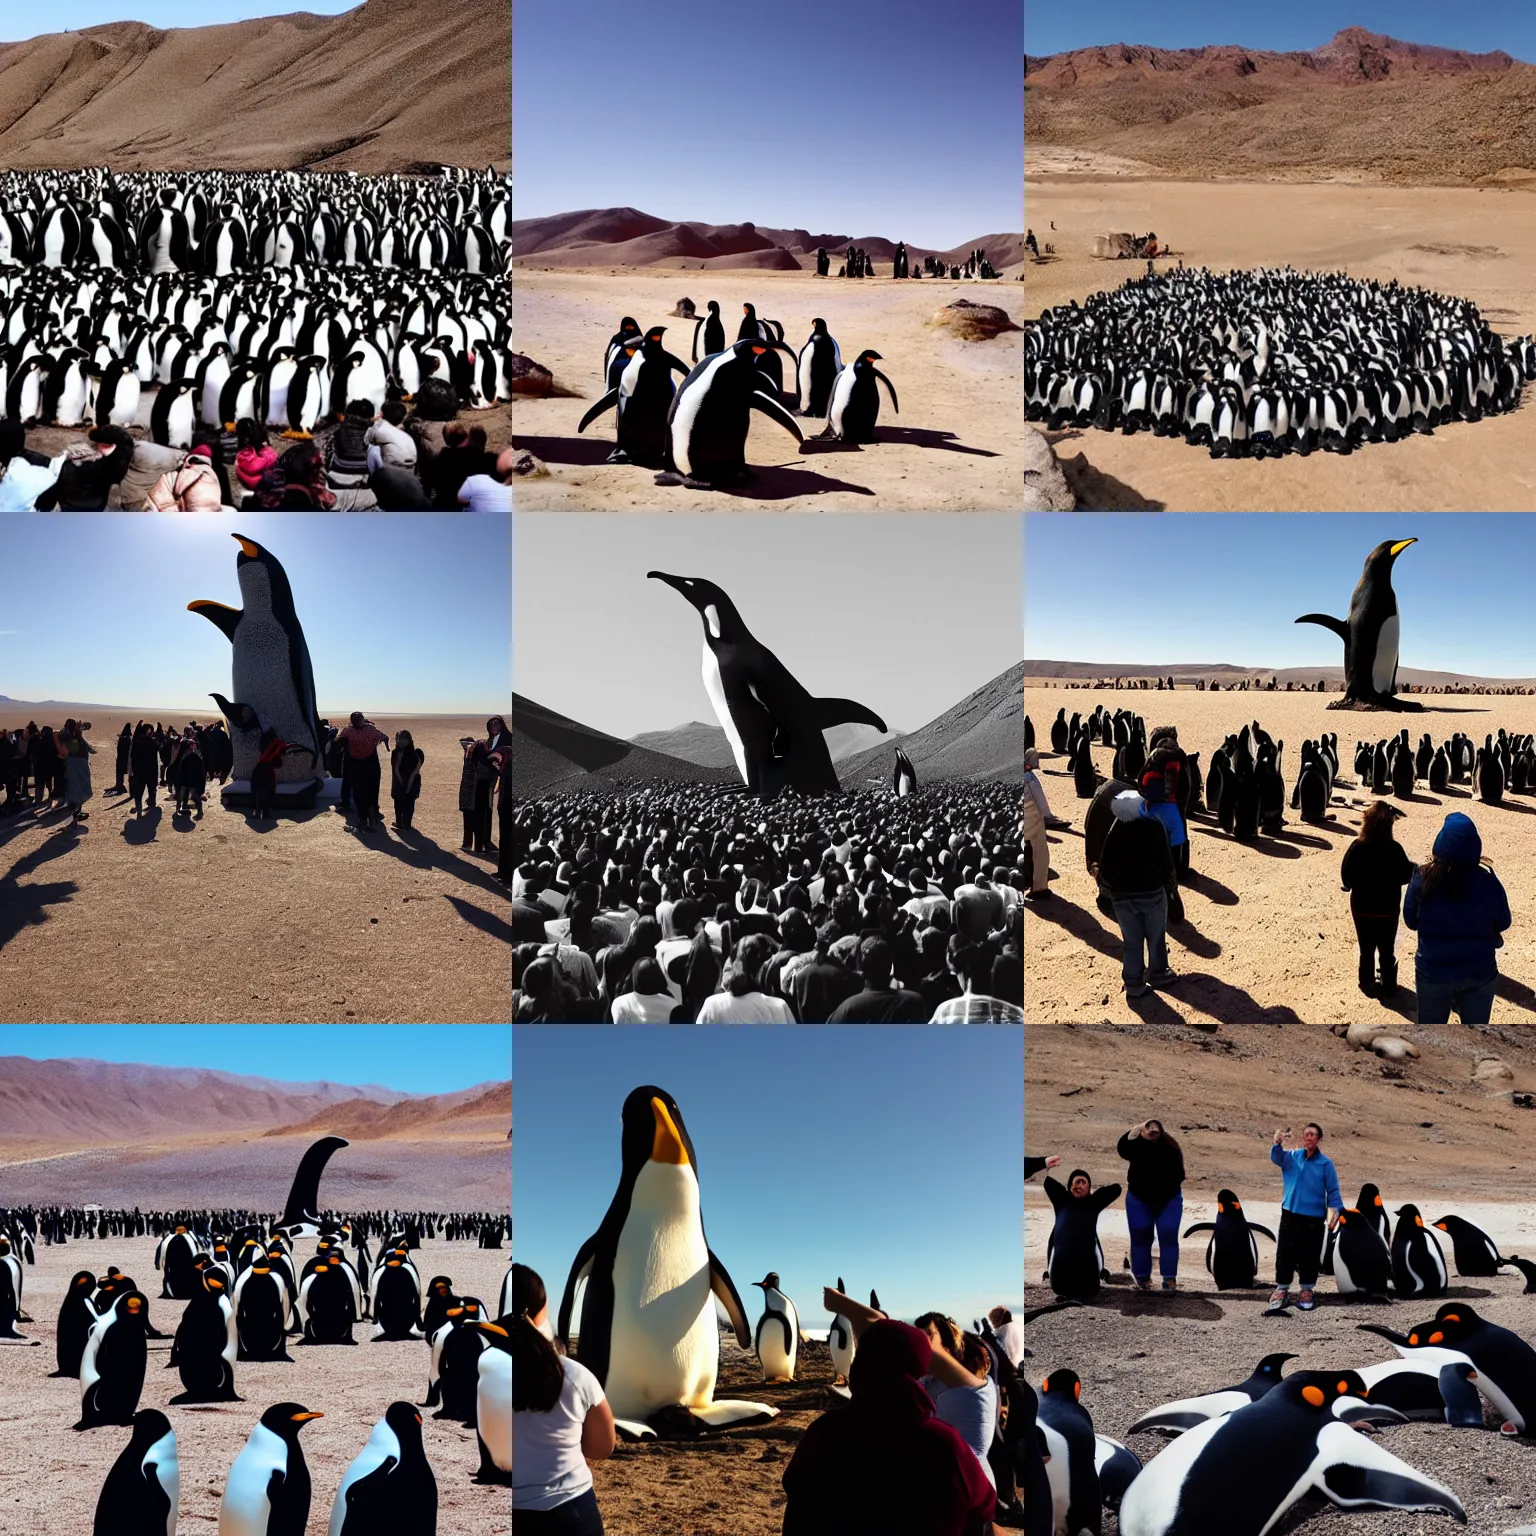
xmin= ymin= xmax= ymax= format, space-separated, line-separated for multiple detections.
xmin=0 ymin=516 xmax=509 ymax=713
xmin=0 ymin=1025 xmax=510 ymax=1094
xmin=513 ymin=1027 xmax=1022 ymax=1328
xmin=1027 ymin=0 xmax=1536 ymax=59
xmin=1026 ymin=514 xmax=1536 ymax=677
xmin=3 ymin=1 xmax=355 ymax=40
xmin=514 ymin=0 xmax=1021 ymax=248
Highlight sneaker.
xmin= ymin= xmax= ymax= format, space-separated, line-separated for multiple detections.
xmin=1161 ymin=1277 xmax=1177 ymax=1293
xmin=1267 ymin=1287 xmax=1291 ymax=1311
xmin=1147 ymin=969 xmax=1177 ymax=988
xmin=1127 ymin=981 xmax=1150 ymax=999
xmin=1298 ymin=1289 xmax=1316 ymax=1311
xmin=1134 ymin=1277 xmax=1153 ymax=1292
xmin=1023 ymin=888 xmax=1053 ymax=902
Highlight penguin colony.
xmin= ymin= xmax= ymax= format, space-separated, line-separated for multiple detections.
xmin=0 ymin=168 xmax=511 ymax=443
xmin=578 ymin=302 xmax=898 ymax=486
xmin=0 ymin=1139 xmax=511 ymax=1533
xmin=1034 ymin=1191 xmax=1536 ymax=1535
xmin=1025 ymin=266 xmax=1536 ymax=458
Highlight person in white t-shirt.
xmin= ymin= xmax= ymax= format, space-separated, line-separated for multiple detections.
xmin=610 ymin=957 xmax=678 ymax=1023
xmin=913 ymin=1313 xmax=999 ymax=1490
xmin=987 ymin=1305 xmax=1024 ymax=1371
xmin=695 ymin=932 xmax=795 ymax=1024
xmin=514 ymin=1263 xmax=615 ymax=1532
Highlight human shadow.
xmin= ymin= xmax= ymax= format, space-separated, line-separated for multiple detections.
xmin=1170 ymin=919 xmax=1221 ymax=960
xmin=510 ymin=434 xmax=615 ymax=467
xmin=170 ymin=809 xmax=198 ymax=833
xmin=0 ymin=827 xmax=83 ymax=951
xmin=1496 ymin=975 xmax=1536 ymax=1015
xmin=1160 ymin=973 xmax=1304 ymax=1023
xmin=445 ymin=894 xmax=513 ymax=944
xmin=242 ymin=807 xmax=325 ymax=835
xmin=1182 ymin=869 xmax=1238 ymax=906
xmin=366 ymin=827 xmax=508 ymax=899
xmin=1021 ymin=889 xmax=1123 ymax=962
xmin=1216 ymin=834 xmax=1301 ymax=859
xmin=1051 ymin=1288 xmax=1225 ymax=1322
xmin=122 ymin=806 xmax=164 ymax=845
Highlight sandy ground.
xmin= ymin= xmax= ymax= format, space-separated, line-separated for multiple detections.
xmin=1023 ymin=684 xmax=1536 ymax=1024
xmin=1022 ymin=173 xmax=1536 ymax=511
xmin=0 ymin=711 xmax=509 ymax=1024
xmin=511 ymin=267 xmax=1023 ymax=511
xmin=0 ymin=1235 xmax=511 ymax=1535
xmin=1026 ymin=1023 xmax=1536 ymax=1534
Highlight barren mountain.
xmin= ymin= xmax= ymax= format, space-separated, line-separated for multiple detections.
xmin=631 ymin=720 xmax=902 ymax=769
xmin=1025 ymin=26 xmax=1536 ymax=183
xmin=0 ymin=0 xmax=508 ymax=171
xmin=263 ymin=1080 xmax=510 ymax=1140
xmin=1026 ymin=659 xmax=1536 ymax=688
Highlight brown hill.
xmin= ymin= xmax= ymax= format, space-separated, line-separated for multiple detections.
xmin=0 ymin=0 xmax=508 ymax=171
xmin=263 ymin=1080 xmax=509 ymax=1140
xmin=1025 ymin=27 xmax=1536 ymax=183
xmin=1026 ymin=659 xmax=1536 ymax=689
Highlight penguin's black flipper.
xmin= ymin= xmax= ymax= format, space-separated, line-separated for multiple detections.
xmin=1295 ymin=613 xmax=1350 ymax=643
xmin=577 ymin=390 xmax=619 ymax=433
xmin=707 ymin=1249 xmax=752 ymax=1348
xmin=187 ymin=600 xmax=241 ymax=641
xmin=1318 ymin=1454 xmax=1465 ymax=1522
xmin=747 ymin=388 xmax=805 ymax=442
xmin=874 ymin=369 xmax=899 ymax=413
xmin=1439 ymin=1362 xmax=1486 ymax=1428
xmin=1499 ymin=1256 xmax=1536 ymax=1292
xmin=692 ymin=317 xmax=704 ymax=363
xmin=556 ymin=1235 xmax=597 ymax=1346
xmin=812 ymin=698 xmax=887 ymax=733
xmin=280 ymin=1135 xmax=348 ymax=1229
xmin=1182 ymin=1223 xmax=1217 ymax=1237
xmin=1357 ymin=1323 xmax=1415 ymax=1347
xmin=662 ymin=352 xmax=691 ymax=377
xmin=1249 ymin=1225 xmax=1278 ymax=1241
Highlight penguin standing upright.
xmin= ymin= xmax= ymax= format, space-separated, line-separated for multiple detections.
xmin=556 ymin=1086 xmax=775 ymax=1438
xmin=0 ymin=1253 xmax=28 ymax=1341
xmin=692 ymin=301 xmax=725 ymax=362
xmin=473 ymin=1318 xmax=512 ymax=1484
xmin=578 ymin=325 xmax=692 ymax=466
xmin=1181 ymin=1190 xmax=1275 ymax=1290
xmin=658 ymin=337 xmax=802 ymax=487
xmin=218 ymin=1403 xmax=321 ymax=1536
xmin=648 ymin=572 xmax=886 ymax=797
xmin=1036 ymin=1369 xmax=1102 ymax=1536
xmin=796 ymin=318 xmax=841 ymax=417
xmin=93 ymin=1409 xmax=178 ymax=1536
xmin=828 ymin=1278 xmax=856 ymax=1386
xmin=372 ymin=1258 xmax=423 ymax=1341
xmin=1391 ymin=1205 xmax=1449 ymax=1300
xmin=752 ymin=1272 xmax=799 ymax=1383
xmin=299 ymin=1262 xmax=358 ymax=1345
xmin=171 ymin=1268 xmax=240 ymax=1404
xmin=234 ymin=1265 xmax=293 ymax=1362
xmin=604 ymin=317 xmax=642 ymax=381
xmin=823 ymin=349 xmax=898 ymax=443
xmin=77 ymin=1290 xmax=150 ymax=1430
xmin=327 ymin=1401 xmax=437 ymax=1536
xmin=150 ymin=379 xmax=198 ymax=448
xmin=52 ymin=1271 xmax=98 ymax=1376
xmin=1295 ymin=539 xmax=1417 ymax=707
xmin=431 ymin=1299 xmax=489 ymax=1422
xmin=893 ymin=747 xmax=917 ymax=797
xmin=160 ymin=1227 xmax=201 ymax=1300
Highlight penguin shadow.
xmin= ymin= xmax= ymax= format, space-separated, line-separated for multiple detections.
xmin=1263 ymin=828 xmax=1332 ymax=849
xmin=1490 ymin=796 xmax=1536 ymax=815
xmin=122 ymin=806 xmax=163 ymax=845
xmin=1198 ymin=828 xmax=1300 ymax=859
xmin=0 ymin=831 xmax=80 ymax=951
xmin=1043 ymin=432 xmax=1167 ymax=511
xmin=509 ymin=434 xmax=616 ymax=467
xmin=846 ymin=426 xmax=1000 ymax=458
xmin=1180 ymin=869 xmax=1237 ymax=905
xmin=697 ymin=462 xmax=878 ymax=500
xmin=1495 ymin=975 xmax=1536 ymax=1015
xmin=443 ymin=894 xmax=513 ymax=945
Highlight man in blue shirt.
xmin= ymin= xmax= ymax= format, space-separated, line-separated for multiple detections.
xmin=1268 ymin=1122 xmax=1342 ymax=1313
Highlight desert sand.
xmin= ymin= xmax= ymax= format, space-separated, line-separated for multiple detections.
xmin=511 ymin=267 xmax=1024 ymax=511
xmin=0 ymin=1236 xmax=511 ymax=1535
xmin=1023 ymin=684 xmax=1536 ymax=1024
xmin=1026 ymin=1023 xmax=1536 ymax=1534
xmin=0 ymin=711 xmax=509 ymax=1024
xmin=1022 ymin=173 xmax=1536 ymax=510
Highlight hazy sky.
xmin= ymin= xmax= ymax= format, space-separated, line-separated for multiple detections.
xmin=2 ymin=1 xmax=356 ymax=40
xmin=1 ymin=516 xmax=509 ymax=714
xmin=0 ymin=1025 xmax=510 ymax=1094
xmin=514 ymin=0 xmax=1022 ymax=248
xmin=1027 ymin=0 xmax=1536 ymax=59
xmin=514 ymin=513 xmax=1022 ymax=739
xmin=1026 ymin=513 xmax=1536 ymax=678
xmin=513 ymin=1025 xmax=1022 ymax=1328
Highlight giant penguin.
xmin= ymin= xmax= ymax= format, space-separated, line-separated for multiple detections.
xmin=273 ymin=1136 xmax=350 ymax=1239
xmin=556 ymin=1086 xmax=775 ymax=1439
xmin=649 ymin=571 xmax=887 ymax=796
xmin=472 ymin=1317 xmax=512 ymax=1484
xmin=1295 ymin=539 xmax=1418 ymax=708
xmin=893 ymin=746 xmax=917 ymax=797
xmin=188 ymin=535 xmax=326 ymax=796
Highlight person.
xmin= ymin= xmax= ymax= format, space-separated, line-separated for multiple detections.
xmin=1042 ymin=1169 xmax=1121 ymax=1300
xmin=390 ymin=730 xmax=424 ymax=831
xmin=609 ymin=957 xmax=678 ymax=1023
xmin=825 ymin=936 xmax=929 ymax=1021
xmin=513 ymin=1263 xmax=614 ymax=1534
xmin=1098 ymin=789 xmax=1175 ymax=999
xmin=111 ymin=724 xmax=131 ymax=795
xmin=366 ymin=399 xmax=418 ymax=473
xmin=696 ymin=933 xmax=795 ymax=1023
xmin=234 ymin=419 xmax=276 ymax=505
xmin=1116 ymin=1119 xmax=1186 ymax=1293
xmin=175 ymin=732 xmax=207 ymax=817
xmin=257 ymin=441 xmax=336 ymax=509
xmin=985 ymin=1307 xmax=1023 ymax=1372
xmin=1403 ymin=812 xmax=1512 ymax=1025
xmin=1024 ymin=229 xmax=1039 ymax=259
xmin=430 ymin=421 xmax=485 ymax=509
xmin=1021 ymin=748 xmax=1051 ymax=900
xmin=1341 ymin=801 xmax=1415 ymax=998
xmin=929 ymin=945 xmax=1023 ymax=1022
xmin=337 ymin=712 xmax=390 ymax=832
xmin=250 ymin=731 xmax=292 ymax=820
xmin=912 ymin=1313 xmax=999 ymax=1493
xmin=1268 ymin=1123 xmax=1342 ymax=1313
xmin=781 ymin=1302 xmax=996 ymax=1536
xmin=59 ymin=719 xmax=94 ymax=823
xmin=457 ymin=448 xmax=515 ymax=511
xmin=1137 ymin=770 xmax=1185 ymax=922
xmin=326 ymin=399 xmax=375 ymax=485
xmin=144 ymin=444 xmax=223 ymax=510
xmin=128 ymin=722 xmax=159 ymax=817
xmin=460 ymin=738 xmax=497 ymax=853
xmin=34 ymin=425 xmax=135 ymax=510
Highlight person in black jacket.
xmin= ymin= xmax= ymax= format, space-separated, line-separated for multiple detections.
xmin=1340 ymin=800 xmax=1415 ymax=998
xmin=34 ymin=425 xmax=134 ymax=509
xmin=1117 ymin=1120 xmax=1187 ymax=1292
xmin=1099 ymin=789 xmax=1176 ymax=1000
xmin=1043 ymin=1170 xmax=1122 ymax=1299
xmin=111 ymin=724 xmax=131 ymax=794
xmin=128 ymin=722 xmax=160 ymax=817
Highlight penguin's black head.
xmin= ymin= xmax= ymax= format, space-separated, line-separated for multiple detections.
xmin=742 ymin=303 xmax=756 ymax=317
xmin=1359 ymin=1183 xmax=1382 ymax=1205
xmin=811 ymin=318 xmax=827 ymax=333
xmin=384 ymin=1400 xmax=425 ymax=1440
xmin=707 ymin=300 xmax=720 ymax=314
xmin=1396 ymin=1204 xmax=1423 ymax=1224
xmin=856 ymin=349 xmax=884 ymax=364
xmin=69 ymin=1270 xmax=95 ymax=1295
xmin=642 ymin=326 xmax=668 ymax=346
xmin=1256 ymin=1353 xmax=1297 ymax=1377
xmin=1040 ymin=1367 xmax=1082 ymax=1400
xmin=260 ymin=1403 xmax=323 ymax=1439
xmin=117 ymin=1290 xmax=149 ymax=1326
xmin=129 ymin=1409 xmax=173 ymax=1448
xmin=1289 ymin=1369 xmax=1369 ymax=1409
xmin=230 ymin=532 xmax=301 ymax=625
xmin=475 ymin=1316 xmax=513 ymax=1351
xmin=1214 ymin=1188 xmax=1241 ymax=1212
xmin=1365 ymin=537 xmax=1416 ymax=577
xmin=620 ymin=1084 xmax=698 ymax=1175
xmin=428 ymin=1276 xmax=454 ymax=1297
xmin=754 ymin=1272 xmax=781 ymax=1290
xmin=1422 ymin=1304 xmax=1480 ymax=1346
xmin=647 ymin=571 xmax=745 ymax=643
xmin=617 ymin=316 xmax=639 ymax=336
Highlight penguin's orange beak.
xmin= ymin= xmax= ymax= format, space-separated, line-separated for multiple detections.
xmin=650 ymin=1097 xmax=689 ymax=1165
xmin=291 ymin=1411 xmax=324 ymax=1422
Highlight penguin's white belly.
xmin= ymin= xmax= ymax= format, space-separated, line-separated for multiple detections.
xmin=756 ymin=1302 xmax=797 ymax=1379
xmin=1372 ymin=613 xmax=1399 ymax=695
xmin=218 ymin=1424 xmax=284 ymax=1536
xmin=603 ymin=1163 xmax=718 ymax=1418
xmin=477 ymin=1348 xmax=512 ymax=1471
xmin=702 ymin=645 xmax=748 ymax=784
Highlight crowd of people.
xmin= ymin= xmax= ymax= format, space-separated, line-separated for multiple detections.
xmin=510 ymin=784 xmax=1025 ymax=1022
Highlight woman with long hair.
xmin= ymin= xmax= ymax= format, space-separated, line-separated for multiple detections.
xmin=1116 ymin=1119 xmax=1186 ymax=1292
xmin=1340 ymin=800 xmax=1415 ymax=998
xmin=513 ymin=1263 xmax=614 ymax=1533
xmin=695 ymin=931 xmax=795 ymax=1023
xmin=1404 ymin=812 xmax=1511 ymax=1024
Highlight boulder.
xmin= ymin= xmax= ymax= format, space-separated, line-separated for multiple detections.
xmin=1025 ymin=425 xmax=1074 ymax=511
xmin=1346 ymin=1023 xmax=1392 ymax=1049
xmin=1474 ymin=1056 xmax=1515 ymax=1086
xmin=511 ymin=451 xmax=548 ymax=477
xmin=931 ymin=299 xmax=1022 ymax=341
xmin=510 ymin=353 xmax=554 ymax=397
xmin=670 ymin=297 xmax=697 ymax=318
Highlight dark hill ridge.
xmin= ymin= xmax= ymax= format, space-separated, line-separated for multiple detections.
xmin=1026 ymin=659 xmax=1536 ymax=688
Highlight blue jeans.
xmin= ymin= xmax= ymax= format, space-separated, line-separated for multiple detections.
xmin=1415 ymin=968 xmax=1497 ymax=1025
xmin=514 ymin=1487 xmax=605 ymax=1535
xmin=1112 ymin=891 xmax=1168 ymax=985
xmin=1126 ymin=1189 xmax=1182 ymax=1281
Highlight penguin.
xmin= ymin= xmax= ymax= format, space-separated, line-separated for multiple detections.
xmin=92 ymin=359 xmax=142 ymax=429
xmin=1432 ymin=1214 xmax=1504 ymax=1277
xmin=1391 ymin=742 xmax=1415 ymax=798
xmin=160 ymin=1226 xmax=201 ymax=1301
xmin=647 ymin=572 xmax=886 ymax=797
xmin=1330 ymin=1207 xmax=1394 ymax=1300
xmin=77 ymin=1290 xmax=150 ymax=1430
xmin=737 ymin=302 xmax=783 ymax=343
xmin=1072 ymin=736 xmax=1097 ymax=800
xmin=752 ymin=1272 xmax=799 ymax=1383
xmin=189 ymin=536 xmax=327 ymax=790
xmin=473 ymin=1318 xmax=512 ymax=1484
xmin=1295 ymin=539 xmax=1417 ymax=707
xmin=1095 ymin=1435 xmax=1142 ymax=1510
xmin=46 ymin=347 xmax=93 ymax=426
xmin=656 ymin=337 xmax=803 ymax=487
xmin=1429 ymin=746 xmax=1450 ymax=793
xmin=149 ymin=379 xmax=198 ymax=449
xmin=828 ymin=1278 xmax=856 ymax=1386
xmin=218 ymin=1403 xmax=322 ymax=1536
xmin=555 ymin=1085 xmax=774 ymax=1438
xmin=170 ymin=1267 xmax=240 ymax=1403
xmin=603 ymin=317 xmax=642 ymax=381
xmin=498 ymin=1266 xmax=513 ymax=1319
xmin=373 ymin=1257 xmax=424 ymax=1340
xmin=578 ymin=324 xmax=691 ymax=466
xmin=93 ymin=1408 xmax=178 ymax=1536
xmin=6 ymin=355 xmax=49 ymax=424
xmin=823 ymin=348 xmax=898 ymax=443
xmin=1500 ymin=1256 xmax=1536 ymax=1293
xmin=234 ymin=1265 xmax=293 ymax=1362
xmin=1117 ymin=1372 xmax=1464 ymax=1536
xmin=0 ymin=1253 xmax=29 ymax=1341
xmin=1035 ymin=1368 xmax=1101 ymax=1536
xmin=1353 ymin=1328 xmax=1488 ymax=1426
xmin=1391 ymin=1204 xmax=1449 ymax=1300
xmin=1477 ymin=744 xmax=1505 ymax=804
xmin=327 ymin=1401 xmax=436 ymax=1536
xmin=283 ymin=355 xmax=331 ymax=438
xmin=1128 ymin=1354 xmax=1296 ymax=1435
xmin=1051 ymin=709 xmax=1069 ymax=754
xmin=271 ymin=1134 xmax=349 ymax=1237
xmin=1181 ymin=1190 xmax=1276 ymax=1290
xmin=893 ymin=746 xmax=917 ymax=797
xmin=431 ymin=1299 xmax=489 ymax=1422
xmin=691 ymin=300 xmax=725 ymax=363
xmin=299 ymin=1262 xmax=358 ymax=1345
xmin=1018 ymin=1380 xmax=1054 ymax=1536
xmin=1351 ymin=1184 xmax=1391 ymax=1246
xmin=796 ymin=318 xmax=841 ymax=417
xmin=52 ymin=1270 xmax=99 ymax=1376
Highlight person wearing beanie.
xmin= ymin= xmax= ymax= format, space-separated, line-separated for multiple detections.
xmin=1022 ymin=747 xmax=1052 ymax=900
xmin=1403 ymin=811 xmax=1511 ymax=1024
xmin=1098 ymin=789 xmax=1176 ymax=1001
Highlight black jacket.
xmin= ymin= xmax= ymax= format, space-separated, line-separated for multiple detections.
xmin=1340 ymin=837 xmax=1415 ymax=916
xmin=1099 ymin=815 xmax=1173 ymax=898
xmin=1116 ymin=1131 xmax=1186 ymax=1209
